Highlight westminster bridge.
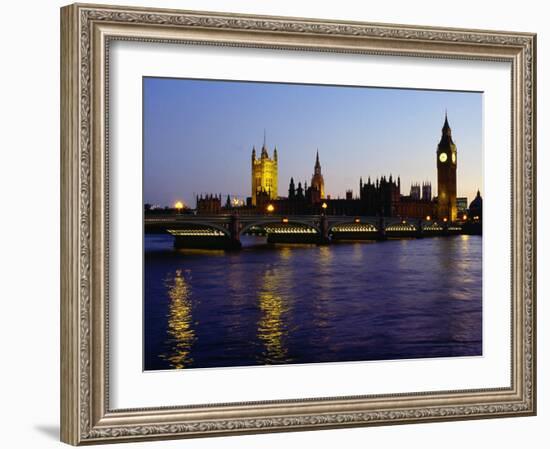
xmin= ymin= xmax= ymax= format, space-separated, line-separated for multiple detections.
xmin=144 ymin=214 xmax=479 ymax=249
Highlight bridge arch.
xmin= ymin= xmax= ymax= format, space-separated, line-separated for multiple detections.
xmin=166 ymin=222 xmax=230 ymax=237
xmin=385 ymin=219 xmax=418 ymax=232
xmin=328 ymin=221 xmax=379 ymax=234
xmin=240 ymin=220 xmax=321 ymax=236
xmin=422 ymin=221 xmax=445 ymax=232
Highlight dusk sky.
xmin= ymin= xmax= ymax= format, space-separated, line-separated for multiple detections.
xmin=143 ymin=77 xmax=482 ymax=208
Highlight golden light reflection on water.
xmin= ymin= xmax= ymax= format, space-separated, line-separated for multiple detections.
xmin=318 ymin=245 xmax=332 ymax=265
xmin=312 ymin=245 xmax=333 ymax=332
xmin=160 ymin=269 xmax=196 ymax=369
xmin=278 ymin=246 xmax=292 ymax=261
xmin=257 ymin=270 xmax=289 ymax=364
xmin=315 ymin=246 xmax=333 ymax=295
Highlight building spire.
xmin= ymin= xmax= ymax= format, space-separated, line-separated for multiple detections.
xmin=313 ymin=149 xmax=321 ymax=176
xmin=260 ymin=130 xmax=268 ymax=158
xmin=440 ymin=110 xmax=453 ymax=142
xmin=443 ymin=110 xmax=451 ymax=133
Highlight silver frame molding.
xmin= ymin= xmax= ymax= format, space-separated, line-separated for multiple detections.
xmin=60 ymin=3 xmax=536 ymax=445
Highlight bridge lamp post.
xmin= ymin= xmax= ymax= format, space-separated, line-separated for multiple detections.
xmin=426 ymin=215 xmax=431 ymax=221
xmin=174 ymin=201 xmax=184 ymax=214
xmin=443 ymin=217 xmax=448 ymax=223
xmin=321 ymin=202 xmax=328 ymax=215
xmin=354 ymin=218 xmax=360 ymax=223
xmin=266 ymin=204 xmax=275 ymax=214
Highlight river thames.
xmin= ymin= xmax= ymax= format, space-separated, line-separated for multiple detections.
xmin=144 ymin=235 xmax=482 ymax=371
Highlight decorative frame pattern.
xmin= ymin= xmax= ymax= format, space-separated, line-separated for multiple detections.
xmin=60 ymin=3 xmax=536 ymax=445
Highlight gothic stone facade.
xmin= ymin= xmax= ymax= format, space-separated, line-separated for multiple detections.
xmin=251 ymin=143 xmax=278 ymax=206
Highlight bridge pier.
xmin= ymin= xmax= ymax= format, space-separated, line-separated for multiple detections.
xmin=319 ymin=214 xmax=330 ymax=244
xmin=416 ymin=219 xmax=424 ymax=238
xmin=229 ymin=214 xmax=242 ymax=249
xmin=378 ymin=217 xmax=387 ymax=241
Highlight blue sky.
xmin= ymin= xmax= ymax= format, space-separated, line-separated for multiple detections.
xmin=143 ymin=77 xmax=482 ymax=208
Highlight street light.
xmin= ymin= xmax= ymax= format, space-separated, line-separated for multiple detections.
xmin=174 ymin=201 xmax=184 ymax=214
xmin=443 ymin=217 xmax=448 ymax=222
xmin=321 ymin=202 xmax=328 ymax=210
xmin=426 ymin=215 xmax=431 ymax=221
xmin=266 ymin=204 xmax=275 ymax=213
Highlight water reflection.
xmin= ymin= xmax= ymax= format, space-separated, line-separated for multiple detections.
xmin=160 ymin=269 xmax=196 ymax=369
xmin=279 ymin=245 xmax=292 ymax=261
xmin=257 ymin=269 xmax=290 ymax=364
xmin=312 ymin=245 xmax=334 ymax=334
xmin=144 ymin=235 xmax=482 ymax=370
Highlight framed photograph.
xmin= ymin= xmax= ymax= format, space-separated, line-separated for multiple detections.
xmin=60 ymin=3 xmax=536 ymax=445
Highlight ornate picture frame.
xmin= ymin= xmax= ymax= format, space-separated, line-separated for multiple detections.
xmin=60 ymin=3 xmax=536 ymax=445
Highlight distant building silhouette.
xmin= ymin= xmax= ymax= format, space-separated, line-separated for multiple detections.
xmin=422 ymin=182 xmax=432 ymax=201
xmin=468 ymin=190 xmax=483 ymax=220
xmin=456 ymin=197 xmax=468 ymax=217
xmin=196 ymin=194 xmax=222 ymax=214
xmin=395 ymin=181 xmax=436 ymax=219
xmin=288 ymin=177 xmax=296 ymax=199
xmin=359 ymin=175 xmax=401 ymax=216
xmin=410 ymin=183 xmax=421 ymax=200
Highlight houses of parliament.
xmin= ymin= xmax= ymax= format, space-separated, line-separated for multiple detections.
xmin=197 ymin=114 xmax=480 ymax=220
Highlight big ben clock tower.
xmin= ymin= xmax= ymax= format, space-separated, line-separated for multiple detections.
xmin=436 ymin=113 xmax=457 ymax=221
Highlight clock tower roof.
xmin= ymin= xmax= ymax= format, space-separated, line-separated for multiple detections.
xmin=439 ymin=111 xmax=455 ymax=148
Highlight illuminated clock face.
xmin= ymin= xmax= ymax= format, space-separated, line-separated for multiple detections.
xmin=439 ymin=153 xmax=448 ymax=163
xmin=452 ymin=153 xmax=456 ymax=163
